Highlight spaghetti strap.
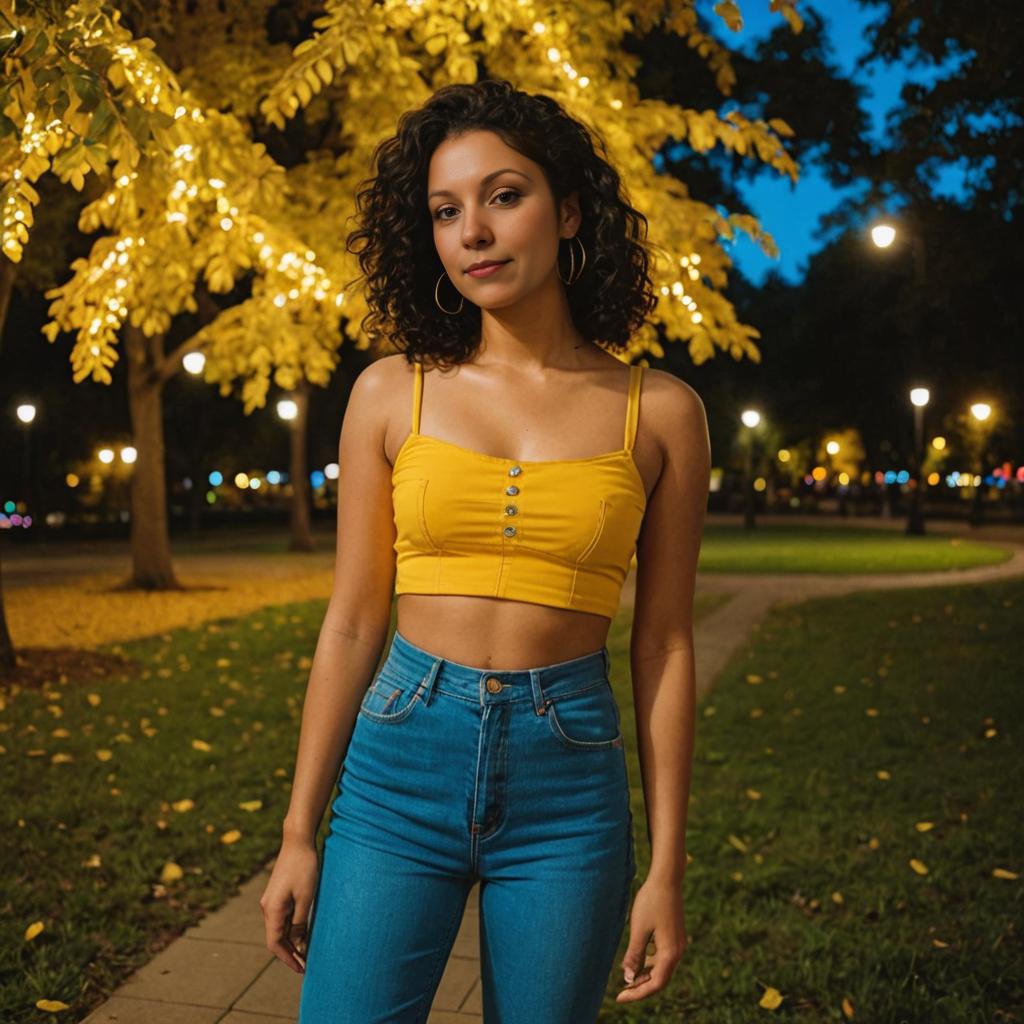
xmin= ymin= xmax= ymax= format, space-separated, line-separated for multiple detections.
xmin=623 ymin=364 xmax=643 ymax=453
xmin=411 ymin=361 xmax=423 ymax=435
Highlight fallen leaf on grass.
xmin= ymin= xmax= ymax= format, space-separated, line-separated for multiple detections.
xmin=160 ymin=862 xmax=184 ymax=883
xmin=992 ymin=868 xmax=1018 ymax=880
xmin=759 ymin=986 xmax=783 ymax=1009
xmin=909 ymin=858 xmax=929 ymax=875
xmin=36 ymin=999 xmax=70 ymax=1013
xmin=24 ymin=921 xmax=44 ymax=941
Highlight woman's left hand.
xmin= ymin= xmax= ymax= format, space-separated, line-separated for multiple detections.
xmin=615 ymin=877 xmax=688 ymax=1003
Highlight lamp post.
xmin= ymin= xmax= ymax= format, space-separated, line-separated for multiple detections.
xmin=15 ymin=403 xmax=36 ymax=534
xmin=277 ymin=389 xmax=313 ymax=551
xmin=740 ymin=409 xmax=761 ymax=529
xmin=967 ymin=402 xmax=992 ymax=527
xmin=907 ymin=387 xmax=929 ymax=535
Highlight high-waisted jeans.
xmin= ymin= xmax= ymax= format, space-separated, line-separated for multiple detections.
xmin=297 ymin=627 xmax=637 ymax=1023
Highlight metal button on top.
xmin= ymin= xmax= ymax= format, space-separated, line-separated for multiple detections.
xmin=503 ymin=525 xmax=517 ymax=537
xmin=505 ymin=504 xmax=518 ymax=516
xmin=486 ymin=677 xmax=503 ymax=693
xmin=508 ymin=465 xmax=522 ymax=477
xmin=505 ymin=485 xmax=519 ymax=496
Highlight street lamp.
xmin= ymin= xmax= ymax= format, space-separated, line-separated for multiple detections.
xmin=15 ymin=402 xmax=37 ymax=530
xmin=968 ymin=402 xmax=993 ymax=527
xmin=907 ymin=387 xmax=929 ymax=535
xmin=740 ymin=409 xmax=761 ymax=529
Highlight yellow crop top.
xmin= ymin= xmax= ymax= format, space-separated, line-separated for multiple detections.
xmin=391 ymin=361 xmax=648 ymax=618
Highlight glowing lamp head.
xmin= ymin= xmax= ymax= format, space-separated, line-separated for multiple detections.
xmin=970 ymin=402 xmax=991 ymax=422
xmin=910 ymin=388 xmax=929 ymax=407
xmin=741 ymin=409 xmax=761 ymax=428
xmin=871 ymin=223 xmax=896 ymax=248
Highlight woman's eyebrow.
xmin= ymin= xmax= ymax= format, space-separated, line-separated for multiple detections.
xmin=428 ymin=168 xmax=532 ymax=200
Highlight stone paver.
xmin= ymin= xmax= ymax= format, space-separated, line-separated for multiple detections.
xmin=60 ymin=514 xmax=1024 ymax=1022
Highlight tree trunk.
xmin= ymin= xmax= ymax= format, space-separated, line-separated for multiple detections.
xmin=123 ymin=323 xmax=182 ymax=589
xmin=288 ymin=381 xmax=314 ymax=552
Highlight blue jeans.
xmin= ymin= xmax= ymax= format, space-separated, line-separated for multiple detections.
xmin=298 ymin=628 xmax=637 ymax=1023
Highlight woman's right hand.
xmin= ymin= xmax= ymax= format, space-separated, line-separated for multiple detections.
xmin=259 ymin=837 xmax=321 ymax=974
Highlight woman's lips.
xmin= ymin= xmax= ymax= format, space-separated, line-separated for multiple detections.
xmin=467 ymin=261 xmax=511 ymax=278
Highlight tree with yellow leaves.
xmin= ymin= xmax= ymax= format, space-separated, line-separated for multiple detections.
xmin=1 ymin=0 xmax=802 ymax=607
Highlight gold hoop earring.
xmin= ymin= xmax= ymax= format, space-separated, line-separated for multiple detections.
xmin=434 ymin=270 xmax=464 ymax=314
xmin=557 ymin=235 xmax=587 ymax=285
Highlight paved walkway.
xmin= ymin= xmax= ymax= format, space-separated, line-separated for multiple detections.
xmin=75 ymin=515 xmax=1024 ymax=1023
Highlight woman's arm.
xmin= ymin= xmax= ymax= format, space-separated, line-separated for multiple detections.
xmin=615 ymin=370 xmax=710 ymax=1003
xmin=281 ymin=356 xmax=404 ymax=846
xmin=628 ymin=372 xmax=711 ymax=883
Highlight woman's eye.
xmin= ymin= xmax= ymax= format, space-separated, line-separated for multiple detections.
xmin=434 ymin=189 xmax=520 ymax=221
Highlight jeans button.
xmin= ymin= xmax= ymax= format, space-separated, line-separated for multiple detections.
xmin=486 ymin=677 xmax=503 ymax=693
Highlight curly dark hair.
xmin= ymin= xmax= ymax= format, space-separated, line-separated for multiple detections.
xmin=345 ymin=79 xmax=658 ymax=368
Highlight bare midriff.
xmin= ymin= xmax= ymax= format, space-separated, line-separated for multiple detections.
xmin=395 ymin=593 xmax=614 ymax=670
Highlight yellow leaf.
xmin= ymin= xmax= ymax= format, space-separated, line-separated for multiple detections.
xmin=83 ymin=854 xmax=102 ymax=868
xmin=992 ymin=868 xmax=1019 ymax=880
xmin=745 ymin=788 xmax=761 ymax=800
xmin=172 ymin=799 xmax=195 ymax=812
xmin=160 ymin=862 xmax=184 ymax=883
xmin=868 ymin=836 xmax=880 ymax=850
xmin=865 ymin=707 xmax=879 ymax=717
xmin=727 ymin=834 xmax=748 ymax=853
xmin=87 ymin=693 xmax=102 ymax=706
xmin=25 ymin=920 xmax=45 ymax=941
xmin=932 ymin=938 xmax=949 ymax=948
xmin=831 ymin=891 xmax=844 ymax=905
xmin=238 ymin=800 xmax=263 ymax=812
xmin=833 ymin=684 xmax=846 ymax=693
xmin=216 ymin=658 xmax=231 ymax=668
xmin=36 ymin=1000 xmax=71 ymax=1012
xmin=759 ymin=985 xmax=783 ymax=1009
xmin=192 ymin=739 xmax=212 ymax=752
xmin=221 ymin=829 xmax=242 ymax=844
xmin=909 ymin=858 xmax=929 ymax=875
xmin=915 ymin=821 xmax=935 ymax=832
xmin=876 ymin=770 xmax=891 ymax=780
xmin=842 ymin=996 xmax=855 ymax=1018
xmin=51 ymin=753 xmax=74 ymax=764
xmin=745 ymin=673 xmax=763 ymax=684
xmin=96 ymin=750 xmax=113 ymax=761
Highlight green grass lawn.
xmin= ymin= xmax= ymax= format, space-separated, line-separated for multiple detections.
xmin=603 ymin=578 xmax=1023 ymax=1023
xmin=4 ymin=580 xmax=1020 ymax=1022
xmin=697 ymin=524 xmax=1013 ymax=574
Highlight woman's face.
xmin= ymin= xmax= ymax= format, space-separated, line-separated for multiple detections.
xmin=426 ymin=129 xmax=579 ymax=310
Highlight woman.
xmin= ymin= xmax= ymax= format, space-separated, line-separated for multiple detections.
xmin=261 ymin=78 xmax=710 ymax=1022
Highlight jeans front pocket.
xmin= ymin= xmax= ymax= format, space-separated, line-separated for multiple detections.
xmin=545 ymin=678 xmax=623 ymax=750
xmin=358 ymin=666 xmax=426 ymax=724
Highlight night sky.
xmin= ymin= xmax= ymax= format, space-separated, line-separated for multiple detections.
xmin=698 ymin=0 xmax=975 ymax=285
